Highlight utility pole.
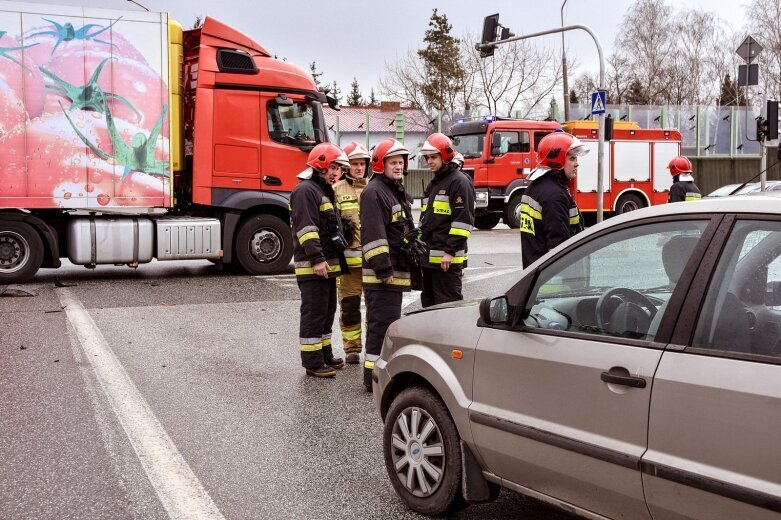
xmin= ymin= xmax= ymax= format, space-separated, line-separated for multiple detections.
xmin=561 ymin=0 xmax=569 ymax=122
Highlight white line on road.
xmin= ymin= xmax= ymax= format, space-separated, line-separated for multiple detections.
xmin=56 ymin=288 xmax=225 ymax=520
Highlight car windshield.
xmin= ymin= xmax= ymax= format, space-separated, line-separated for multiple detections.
xmin=451 ymin=133 xmax=484 ymax=158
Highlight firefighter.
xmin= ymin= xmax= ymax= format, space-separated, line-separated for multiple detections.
xmin=333 ymin=142 xmax=370 ymax=364
xmin=521 ymin=131 xmax=588 ymax=268
xmin=418 ymin=133 xmax=475 ymax=307
xmin=360 ymin=138 xmax=414 ymax=391
xmin=667 ymin=155 xmax=702 ymax=202
xmin=290 ymin=143 xmax=350 ymax=378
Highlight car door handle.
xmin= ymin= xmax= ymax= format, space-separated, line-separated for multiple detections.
xmin=600 ymin=371 xmax=646 ymax=388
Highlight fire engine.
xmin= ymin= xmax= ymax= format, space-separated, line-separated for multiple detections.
xmin=449 ymin=117 xmax=682 ymax=229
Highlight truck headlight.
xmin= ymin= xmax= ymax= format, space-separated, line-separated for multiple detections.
xmin=475 ymin=190 xmax=489 ymax=208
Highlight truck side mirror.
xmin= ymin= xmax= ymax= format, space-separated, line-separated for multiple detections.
xmin=491 ymin=132 xmax=502 ymax=156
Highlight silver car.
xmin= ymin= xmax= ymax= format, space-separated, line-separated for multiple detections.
xmin=373 ymin=193 xmax=781 ymax=518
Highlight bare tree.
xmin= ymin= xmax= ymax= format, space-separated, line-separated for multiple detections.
xmin=605 ymin=52 xmax=632 ymax=105
xmin=614 ymin=0 xmax=675 ymax=104
xmin=378 ymin=49 xmax=428 ymax=111
xmin=571 ymin=72 xmax=598 ymax=108
xmin=744 ymin=0 xmax=781 ymax=100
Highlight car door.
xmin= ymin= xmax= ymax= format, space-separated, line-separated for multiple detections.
xmin=643 ymin=216 xmax=781 ymax=519
xmin=470 ymin=217 xmax=714 ymax=519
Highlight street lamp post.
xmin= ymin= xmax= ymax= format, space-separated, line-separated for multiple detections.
xmin=561 ymin=0 xmax=569 ymax=122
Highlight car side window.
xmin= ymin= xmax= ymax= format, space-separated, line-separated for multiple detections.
xmin=522 ymin=221 xmax=708 ymax=341
xmin=692 ymin=221 xmax=781 ymax=357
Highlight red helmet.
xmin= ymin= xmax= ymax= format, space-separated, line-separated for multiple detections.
xmin=371 ymin=138 xmax=409 ymax=174
xmin=667 ymin=156 xmax=693 ymax=176
xmin=536 ymin=132 xmax=589 ymax=171
xmin=306 ymin=143 xmax=349 ymax=172
xmin=419 ymin=132 xmax=456 ymax=163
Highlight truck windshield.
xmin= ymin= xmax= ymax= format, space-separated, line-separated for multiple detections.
xmin=451 ymin=133 xmax=484 ymax=159
xmin=267 ymin=100 xmax=317 ymax=149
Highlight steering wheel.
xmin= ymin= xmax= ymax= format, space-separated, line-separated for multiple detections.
xmin=595 ymin=287 xmax=658 ymax=337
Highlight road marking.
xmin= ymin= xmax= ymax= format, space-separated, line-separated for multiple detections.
xmin=56 ymin=288 xmax=225 ymax=520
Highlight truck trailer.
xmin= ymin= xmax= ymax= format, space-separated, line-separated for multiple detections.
xmin=0 ymin=2 xmax=333 ymax=283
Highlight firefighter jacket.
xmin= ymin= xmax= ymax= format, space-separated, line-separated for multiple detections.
xmin=668 ymin=180 xmax=702 ymax=203
xmin=334 ymin=176 xmax=367 ymax=269
xmin=359 ymin=174 xmax=414 ymax=292
xmin=420 ymin=162 xmax=476 ymax=269
xmin=290 ymin=174 xmax=346 ymax=281
xmin=520 ymin=170 xmax=583 ymax=268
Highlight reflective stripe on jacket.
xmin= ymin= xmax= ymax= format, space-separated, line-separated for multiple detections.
xmin=669 ymin=181 xmax=702 ymax=203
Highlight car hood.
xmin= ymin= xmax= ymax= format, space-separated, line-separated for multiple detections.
xmin=386 ymin=300 xmax=483 ymax=357
xmin=404 ymin=299 xmax=480 ymax=316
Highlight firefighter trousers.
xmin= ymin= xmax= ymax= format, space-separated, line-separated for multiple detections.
xmin=364 ymin=289 xmax=402 ymax=387
xmin=297 ymin=278 xmax=338 ymax=370
xmin=421 ymin=267 xmax=463 ymax=308
xmin=337 ymin=267 xmax=363 ymax=354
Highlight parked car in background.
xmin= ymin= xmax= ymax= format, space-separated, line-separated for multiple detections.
xmin=708 ymin=180 xmax=781 ymax=197
xmin=373 ymin=193 xmax=781 ymax=518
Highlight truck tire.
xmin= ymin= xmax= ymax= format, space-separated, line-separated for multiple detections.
xmin=0 ymin=221 xmax=44 ymax=284
xmin=615 ymin=193 xmax=644 ymax=215
xmin=473 ymin=214 xmax=501 ymax=230
xmin=235 ymin=215 xmax=293 ymax=275
xmin=503 ymin=193 xmax=523 ymax=229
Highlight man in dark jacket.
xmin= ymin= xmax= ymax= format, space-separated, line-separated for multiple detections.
xmin=667 ymin=155 xmax=702 ymax=202
xmin=359 ymin=138 xmax=413 ymax=391
xmin=290 ymin=143 xmax=349 ymax=378
xmin=521 ymin=132 xmax=587 ymax=268
xmin=419 ymin=132 xmax=475 ymax=307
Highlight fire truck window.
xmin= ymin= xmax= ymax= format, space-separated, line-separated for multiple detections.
xmin=534 ymin=131 xmax=551 ymax=151
xmin=451 ymin=134 xmax=484 ymax=159
xmin=266 ymin=101 xmax=316 ymax=149
xmin=495 ymin=132 xmax=519 ymax=155
xmin=519 ymin=132 xmax=531 ymax=153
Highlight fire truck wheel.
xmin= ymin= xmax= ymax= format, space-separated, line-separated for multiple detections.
xmin=615 ymin=193 xmax=644 ymax=215
xmin=0 ymin=221 xmax=44 ymax=284
xmin=235 ymin=215 xmax=293 ymax=275
xmin=474 ymin=214 xmax=501 ymax=230
xmin=503 ymin=193 xmax=523 ymax=229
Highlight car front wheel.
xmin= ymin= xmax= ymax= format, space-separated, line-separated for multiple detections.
xmin=383 ymin=386 xmax=465 ymax=516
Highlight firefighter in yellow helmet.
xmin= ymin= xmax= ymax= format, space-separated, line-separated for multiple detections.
xmin=333 ymin=142 xmax=370 ymax=363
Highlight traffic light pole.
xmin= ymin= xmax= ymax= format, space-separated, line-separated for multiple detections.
xmin=477 ymin=24 xmax=607 ymax=222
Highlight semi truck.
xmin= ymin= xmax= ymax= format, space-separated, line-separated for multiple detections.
xmin=0 ymin=2 xmax=334 ymax=283
xmin=449 ymin=117 xmax=682 ymax=229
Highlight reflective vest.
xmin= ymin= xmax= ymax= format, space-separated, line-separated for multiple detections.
xmin=333 ymin=176 xmax=367 ymax=268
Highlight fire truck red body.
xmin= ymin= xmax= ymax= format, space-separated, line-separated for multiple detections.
xmin=449 ymin=118 xmax=682 ymax=229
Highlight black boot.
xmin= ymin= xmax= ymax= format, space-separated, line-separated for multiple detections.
xmin=363 ymin=367 xmax=373 ymax=392
xmin=323 ymin=345 xmax=345 ymax=369
xmin=305 ymin=365 xmax=337 ymax=378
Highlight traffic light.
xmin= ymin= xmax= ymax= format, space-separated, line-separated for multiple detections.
xmin=604 ymin=114 xmax=614 ymax=141
xmin=479 ymin=14 xmax=499 ymax=58
xmin=767 ymin=100 xmax=779 ymax=141
xmin=756 ymin=117 xmax=766 ymax=142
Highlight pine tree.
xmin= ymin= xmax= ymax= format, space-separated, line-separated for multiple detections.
xmin=330 ymin=80 xmax=342 ymax=105
xmin=417 ymin=9 xmax=463 ymax=113
xmin=569 ymin=89 xmax=578 ymax=104
xmin=310 ymin=61 xmax=322 ymax=89
xmin=718 ymin=74 xmax=745 ymax=106
xmin=347 ymin=77 xmax=363 ymax=106
xmin=625 ymin=79 xmax=649 ymax=105
xmin=368 ymin=89 xmax=378 ymax=107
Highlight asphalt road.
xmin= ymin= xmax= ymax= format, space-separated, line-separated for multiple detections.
xmin=1 ymin=226 xmax=576 ymax=520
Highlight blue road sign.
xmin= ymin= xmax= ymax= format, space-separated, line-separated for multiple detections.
xmin=591 ymin=91 xmax=606 ymax=115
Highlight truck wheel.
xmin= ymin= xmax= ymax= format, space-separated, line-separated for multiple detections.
xmin=615 ymin=193 xmax=644 ymax=215
xmin=235 ymin=215 xmax=292 ymax=275
xmin=0 ymin=221 xmax=44 ymax=284
xmin=383 ymin=386 xmax=466 ymax=516
xmin=473 ymin=214 xmax=501 ymax=230
xmin=503 ymin=193 xmax=523 ymax=229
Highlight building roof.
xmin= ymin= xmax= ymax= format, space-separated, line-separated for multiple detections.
xmin=324 ymin=105 xmax=433 ymax=134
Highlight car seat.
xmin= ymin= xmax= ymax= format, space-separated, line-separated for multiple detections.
xmin=647 ymin=235 xmax=701 ymax=338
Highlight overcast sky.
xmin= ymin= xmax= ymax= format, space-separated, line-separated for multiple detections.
xmin=20 ymin=0 xmax=750 ymax=100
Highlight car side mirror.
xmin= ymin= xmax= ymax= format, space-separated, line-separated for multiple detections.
xmin=766 ymin=281 xmax=781 ymax=306
xmin=491 ymin=132 xmax=502 ymax=156
xmin=479 ymin=296 xmax=509 ymax=325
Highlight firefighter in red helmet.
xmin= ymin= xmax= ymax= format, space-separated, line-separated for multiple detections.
xmin=521 ymin=131 xmax=587 ymax=268
xmin=418 ymin=132 xmax=475 ymax=307
xmin=290 ymin=143 xmax=350 ymax=377
xmin=333 ymin=142 xmax=370 ymax=363
xmin=667 ymin=155 xmax=701 ymax=203
xmin=359 ymin=138 xmax=415 ymax=391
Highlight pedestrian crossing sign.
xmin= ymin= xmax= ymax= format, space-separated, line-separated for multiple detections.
xmin=591 ymin=91 xmax=606 ymax=115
